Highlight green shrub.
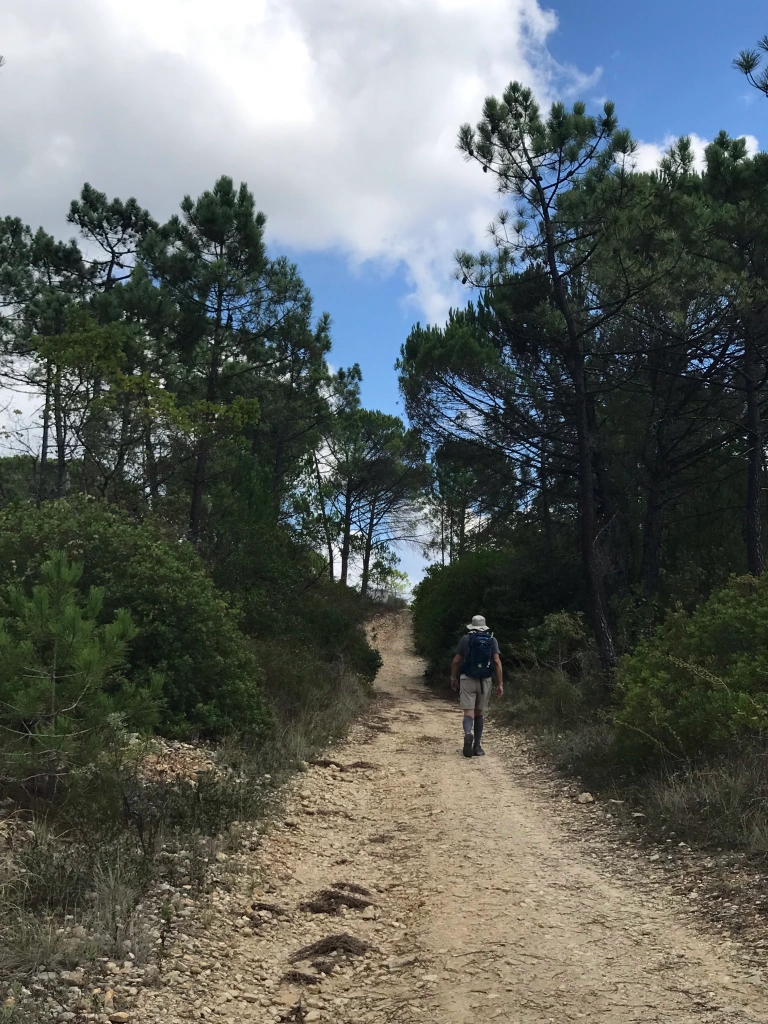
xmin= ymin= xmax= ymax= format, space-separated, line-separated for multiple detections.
xmin=411 ymin=536 xmax=582 ymax=678
xmin=206 ymin=502 xmax=383 ymax=686
xmin=495 ymin=612 xmax=601 ymax=728
xmin=0 ymin=499 xmax=270 ymax=738
xmin=615 ymin=574 xmax=768 ymax=764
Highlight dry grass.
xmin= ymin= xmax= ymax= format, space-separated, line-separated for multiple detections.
xmin=642 ymin=745 xmax=768 ymax=853
xmin=0 ymin=660 xmax=375 ymax=988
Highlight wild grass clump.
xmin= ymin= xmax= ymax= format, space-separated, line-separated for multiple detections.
xmin=0 ymin=823 xmax=151 ymax=976
xmin=263 ymin=655 xmax=375 ymax=766
xmin=641 ymin=742 xmax=768 ymax=853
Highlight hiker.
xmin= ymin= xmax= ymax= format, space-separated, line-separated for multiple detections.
xmin=450 ymin=615 xmax=503 ymax=758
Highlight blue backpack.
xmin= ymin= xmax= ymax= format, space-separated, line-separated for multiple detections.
xmin=463 ymin=631 xmax=495 ymax=679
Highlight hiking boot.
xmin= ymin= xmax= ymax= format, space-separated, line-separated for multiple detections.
xmin=463 ymin=734 xmax=474 ymax=758
xmin=472 ymin=745 xmax=486 ymax=756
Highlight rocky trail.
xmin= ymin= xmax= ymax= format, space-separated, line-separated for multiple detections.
xmin=96 ymin=612 xmax=768 ymax=1023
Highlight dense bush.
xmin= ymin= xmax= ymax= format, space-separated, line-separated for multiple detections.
xmin=0 ymin=499 xmax=270 ymax=738
xmin=499 ymin=611 xmax=601 ymax=728
xmin=205 ymin=499 xmax=383 ymax=686
xmin=411 ymin=537 xmax=582 ymax=679
xmin=615 ymin=574 xmax=768 ymax=764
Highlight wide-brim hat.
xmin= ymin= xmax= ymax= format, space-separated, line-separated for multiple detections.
xmin=467 ymin=615 xmax=489 ymax=631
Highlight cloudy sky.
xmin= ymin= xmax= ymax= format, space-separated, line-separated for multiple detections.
xmin=1 ymin=0 xmax=766 ymax=579
xmin=2 ymin=0 xmax=766 ymax=408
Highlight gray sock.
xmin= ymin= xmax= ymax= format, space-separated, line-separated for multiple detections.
xmin=462 ymin=715 xmax=474 ymax=736
xmin=474 ymin=715 xmax=484 ymax=746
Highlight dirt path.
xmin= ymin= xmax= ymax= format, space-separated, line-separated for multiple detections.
xmin=135 ymin=612 xmax=768 ymax=1024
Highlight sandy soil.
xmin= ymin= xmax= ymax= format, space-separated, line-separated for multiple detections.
xmin=132 ymin=610 xmax=768 ymax=1024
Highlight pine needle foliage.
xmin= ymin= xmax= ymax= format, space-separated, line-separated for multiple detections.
xmin=0 ymin=551 xmax=161 ymax=796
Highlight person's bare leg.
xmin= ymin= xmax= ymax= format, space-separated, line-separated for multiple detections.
xmin=473 ymin=712 xmax=485 ymax=754
xmin=462 ymin=696 xmax=476 ymax=757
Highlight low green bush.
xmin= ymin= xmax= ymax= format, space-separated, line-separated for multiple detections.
xmin=495 ymin=612 xmax=599 ymax=728
xmin=0 ymin=498 xmax=270 ymax=738
xmin=411 ymin=536 xmax=582 ymax=679
xmin=615 ymin=574 xmax=768 ymax=764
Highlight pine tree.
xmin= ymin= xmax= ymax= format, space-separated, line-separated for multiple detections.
xmin=734 ymin=36 xmax=768 ymax=98
xmin=0 ymin=552 xmax=161 ymax=795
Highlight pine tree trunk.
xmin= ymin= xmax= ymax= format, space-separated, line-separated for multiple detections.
xmin=440 ymin=502 xmax=446 ymax=565
xmin=640 ymin=477 xmax=665 ymax=598
xmin=360 ymin=503 xmax=376 ymax=598
xmin=745 ymin=331 xmax=764 ymax=577
xmin=53 ymin=368 xmax=69 ymax=497
xmin=273 ymin=433 xmax=285 ymax=498
xmin=189 ymin=444 xmax=210 ymax=542
xmin=313 ymin=452 xmax=335 ymax=580
xmin=144 ymin=410 xmax=159 ymax=504
xmin=38 ymin=358 xmax=53 ymax=503
xmin=83 ymin=375 xmax=103 ymax=494
xmin=339 ymin=483 xmax=354 ymax=585
xmin=540 ymin=438 xmax=551 ymax=548
xmin=574 ymin=353 xmax=616 ymax=672
xmin=113 ymin=395 xmax=133 ymax=496
xmin=536 ymin=185 xmax=616 ymax=673
xmin=189 ymin=306 xmax=223 ymax=542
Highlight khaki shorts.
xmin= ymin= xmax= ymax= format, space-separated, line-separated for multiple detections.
xmin=459 ymin=675 xmax=492 ymax=712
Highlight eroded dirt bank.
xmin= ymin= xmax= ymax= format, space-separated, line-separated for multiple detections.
xmin=117 ymin=612 xmax=768 ymax=1024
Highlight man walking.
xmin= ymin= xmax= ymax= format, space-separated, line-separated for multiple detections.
xmin=450 ymin=615 xmax=504 ymax=757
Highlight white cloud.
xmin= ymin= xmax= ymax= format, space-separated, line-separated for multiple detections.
xmin=0 ymin=0 xmax=598 ymax=324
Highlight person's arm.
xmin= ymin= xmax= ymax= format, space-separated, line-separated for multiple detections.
xmin=493 ymin=652 xmax=504 ymax=696
xmin=450 ymin=653 xmax=463 ymax=691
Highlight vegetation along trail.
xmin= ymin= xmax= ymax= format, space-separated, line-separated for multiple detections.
xmin=131 ymin=612 xmax=768 ymax=1024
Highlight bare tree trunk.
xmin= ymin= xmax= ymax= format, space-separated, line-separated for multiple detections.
xmin=53 ymin=368 xmax=69 ymax=497
xmin=38 ymin=358 xmax=53 ymax=503
xmin=339 ymin=483 xmax=354 ymax=585
xmin=360 ymin=502 xmax=376 ymax=598
xmin=313 ymin=452 xmax=335 ymax=580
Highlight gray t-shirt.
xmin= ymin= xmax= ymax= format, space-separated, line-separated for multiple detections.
xmin=455 ymin=632 xmax=500 ymax=659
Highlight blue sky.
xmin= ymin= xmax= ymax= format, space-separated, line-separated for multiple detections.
xmin=291 ymin=0 xmax=768 ymax=418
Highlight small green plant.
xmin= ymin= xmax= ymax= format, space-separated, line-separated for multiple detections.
xmin=0 ymin=551 xmax=161 ymax=795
